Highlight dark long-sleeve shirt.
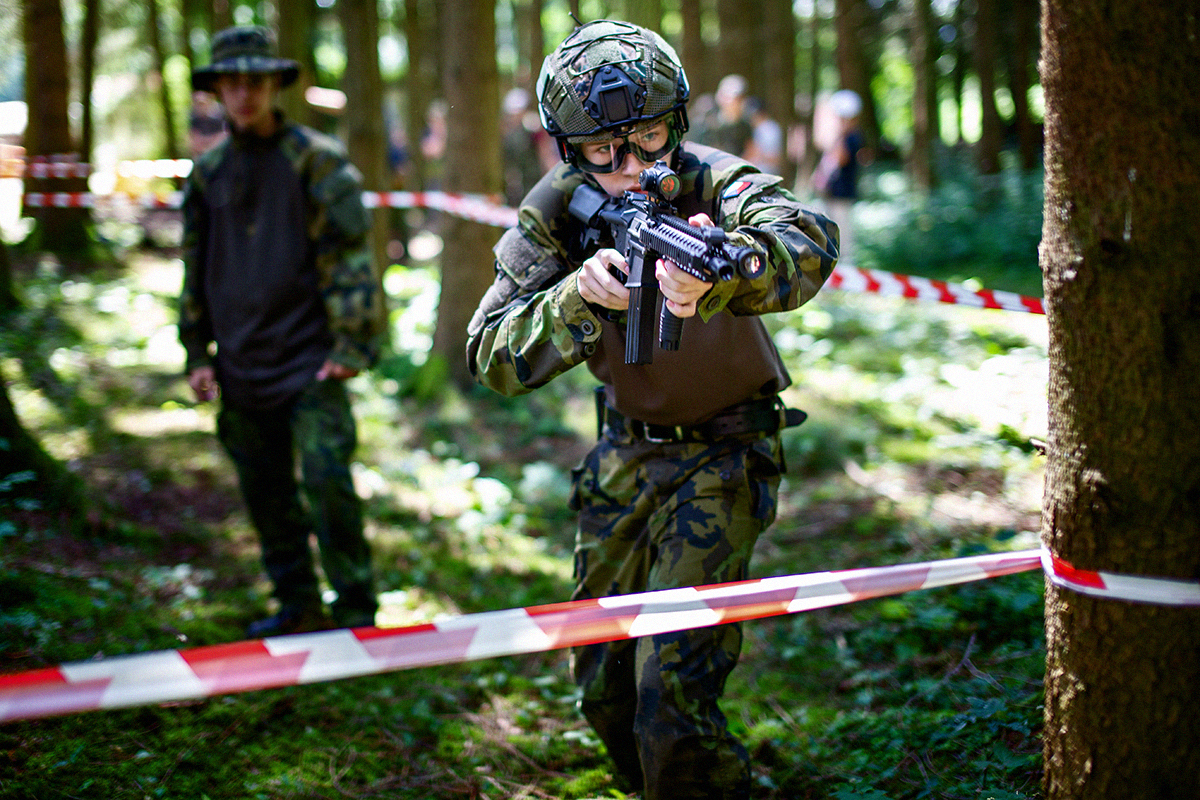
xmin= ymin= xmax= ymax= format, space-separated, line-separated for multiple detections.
xmin=179 ymin=115 xmax=386 ymax=408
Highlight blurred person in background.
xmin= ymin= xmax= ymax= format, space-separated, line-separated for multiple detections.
xmin=180 ymin=26 xmax=386 ymax=637
xmin=500 ymin=87 xmax=546 ymax=207
xmin=812 ymin=89 xmax=865 ymax=264
xmin=188 ymin=91 xmax=227 ymax=157
xmin=743 ymin=96 xmax=783 ymax=174
xmin=694 ymin=73 xmax=753 ymax=158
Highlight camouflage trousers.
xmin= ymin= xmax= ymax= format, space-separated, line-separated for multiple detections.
xmin=217 ymin=378 xmax=376 ymax=626
xmin=569 ymin=424 xmax=784 ymax=800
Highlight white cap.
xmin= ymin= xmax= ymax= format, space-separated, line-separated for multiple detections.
xmin=503 ymin=87 xmax=531 ymax=115
xmin=830 ymin=89 xmax=862 ymax=119
xmin=716 ymin=74 xmax=747 ymax=103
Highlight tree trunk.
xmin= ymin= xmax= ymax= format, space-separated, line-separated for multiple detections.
xmin=147 ymin=0 xmax=180 ymax=161
xmin=515 ymin=0 xmax=544 ymax=90
xmin=1006 ymin=0 xmax=1040 ymax=171
xmin=0 ymin=361 xmax=88 ymax=518
xmin=78 ymin=0 xmax=99 ymax=163
xmin=910 ymin=0 xmax=937 ymax=192
xmin=972 ymin=0 xmax=1002 ymax=175
xmin=833 ymin=0 xmax=878 ymax=149
xmin=951 ymin=0 xmax=966 ymax=145
xmin=0 ymin=239 xmax=16 ymax=312
xmin=337 ymin=0 xmax=390 ymax=275
xmin=794 ymin=5 xmax=820 ymax=194
xmin=403 ymin=0 xmax=434 ymax=193
xmin=436 ymin=0 xmax=501 ymax=390
xmin=679 ymin=0 xmax=709 ymax=96
xmin=762 ymin=0 xmax=795 ymax=187
xmin=278 ymin=0 xmax=322 ymax=131
xmin=212 ymin=0 xmax=233 ymax=31
xmin=1040 ymin=0 xmax=1200 ymax=797
xmin=22 ymin=0 xmax=91 ymax=255
xmin=179 ymin=0 xmax=199 ymax=64
xmin=619 ymin=0 xmax=662 ymax=34
xmin=715 ymin=0 xmax=761 ymax=96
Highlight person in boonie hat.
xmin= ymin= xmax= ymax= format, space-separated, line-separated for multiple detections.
xmin=180 ymin=26 xmax=385 ymax=638
xmin=191 ymin=26 xmax=299 ymax=137
xmin=192 ymin=26 xmax=300 ymax=93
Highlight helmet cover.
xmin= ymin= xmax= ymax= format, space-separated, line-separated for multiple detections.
xmin=536 ymin=20 xmax=690 ymax=147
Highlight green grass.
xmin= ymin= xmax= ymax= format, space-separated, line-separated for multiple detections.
xmin=0 ymin=172 xmax=1049 ymax=798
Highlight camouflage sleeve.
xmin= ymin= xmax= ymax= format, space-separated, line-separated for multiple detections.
xmin=304 ymin=137 xmax=389 ymax=372
xmin=466 ymin=206 xmax=603 ymax=396
xmin=178 ymin=162 xmax=214 ymax=374
xmin=696 ymin=168 xmax=839 ymax=322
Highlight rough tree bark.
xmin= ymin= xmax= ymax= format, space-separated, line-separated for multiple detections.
xmin=1040 ymin=0 xmax=1200 ymax=796
xmin=22 ymin=0 xmax=92 ymax=255
xmin=338 ymin=0 xmax=390 ymax=276
xmin=435 ymin=0 xmax=501 ymax=390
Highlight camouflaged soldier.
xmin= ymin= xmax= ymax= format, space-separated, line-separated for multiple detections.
xmin=180 ymin=26 xmax=387 ymax=637
xmin=466 ymin=19 xmax=839 ymax=800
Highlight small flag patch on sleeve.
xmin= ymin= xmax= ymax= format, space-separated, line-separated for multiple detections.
xmin=721 ymin=180 xmax=754 ymax=200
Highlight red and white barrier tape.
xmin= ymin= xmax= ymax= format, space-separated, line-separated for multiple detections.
xmin=3 ymin=547 xmax=1195 ymax=723
xmin=0 ymin=549 xmax=1041 ymax=723
xmin=5 ymin=158 xmax=186 ymax=180
xmin=19 ymin=189 xmax=1045 ymax=314
xmin=20 ymin=190 xmax=518 ymax=228
xmin=21 ymin=162 xmax=93 ymax=179
xmin=828 ymin=264 xmax=1045 ymax=315
xmin=1042 ymin=550 xmax=1200 ymax=607
xmin=22 ymin=192 xmax=182 ymax=210
xmin=362 ymin=190 xmax=519 ymax=228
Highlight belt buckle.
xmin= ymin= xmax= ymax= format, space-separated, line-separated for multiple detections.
xmin=645 ymin=425 xmax=682 ymax=443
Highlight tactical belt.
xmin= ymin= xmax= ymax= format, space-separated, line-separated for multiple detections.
xmin=597 ymin=390 xmax=806 ymax=444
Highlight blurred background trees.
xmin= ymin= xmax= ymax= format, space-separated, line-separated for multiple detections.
xmin=6 ymin=0 xmax=1047 ymax=216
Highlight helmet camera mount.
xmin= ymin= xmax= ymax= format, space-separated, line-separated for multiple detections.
xmin=583 ymin=65 xmax=646 ymax=130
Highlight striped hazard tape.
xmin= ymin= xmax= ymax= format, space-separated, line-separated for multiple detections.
xmin=18 ymin=190 xmax=1044 ymax=314
xmin=3 ymin=548 xmax=1195 ymax=723
xmin=362 ymin=190 xmax=519 ymax=228
xmin=20 ymin=190 xmax=518 ymax=227
xmin=1042 ymin=550 xmax=1200 ymax=606
xmin=0 ymin=549 xmax=1042 ymax=723
xmin=22 ymin=191 xmax=182 ymax=210
xmin=21 ymin=162 xmax=93 ymax=179
xmin=828 ymin=264 xmax=1045 ymax=315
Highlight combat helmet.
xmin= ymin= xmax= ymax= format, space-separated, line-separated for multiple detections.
xmin=536 ymin=19 xmax=690 ymax=172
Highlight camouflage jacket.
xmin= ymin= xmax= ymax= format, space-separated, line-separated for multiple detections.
xmin=179 ymin=115 xmax=386 ymax=408
xmin=467 ymin=142 xmax=838 ymax=426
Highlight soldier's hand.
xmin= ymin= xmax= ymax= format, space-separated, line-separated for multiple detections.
xmin=578 ymin=248 xmax=630 ymax=311
xmin=187 ymin=366 xmax=218 ymax=402
xmin=317 ymin=360 xmax=359 ymax=381
xmin=657 ymin=212 xmax=716 ymax=318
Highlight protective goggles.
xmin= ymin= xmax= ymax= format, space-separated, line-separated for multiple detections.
xmin=565 ymin=116 xmax=683 ymax=174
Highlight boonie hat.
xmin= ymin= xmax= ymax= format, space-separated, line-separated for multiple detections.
xmin=192 ymin=26 xmax=300 ymax=93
